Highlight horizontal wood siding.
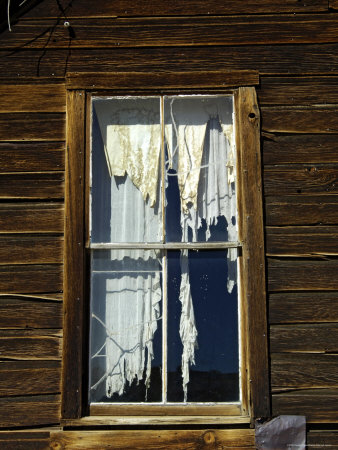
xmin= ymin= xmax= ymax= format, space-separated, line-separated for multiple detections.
xmin=50 ymin=429 xmax=255 ymax=449
xmin=2 ymin=15 xmax=338 ymax=49
xmin=0 ymin=0 xmax=337 ymax=441
xmin=261 ymin=60 xmax=338 ymax=422
xmin=0 ymin=75 xmax=65 ymax=429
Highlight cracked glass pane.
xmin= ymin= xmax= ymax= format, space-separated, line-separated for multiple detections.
xmin=90 ymin=249 xmax=163 ymax=403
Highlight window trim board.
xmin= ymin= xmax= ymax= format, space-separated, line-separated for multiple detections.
xmin=62 ymin=75 xmax=269 ymax=422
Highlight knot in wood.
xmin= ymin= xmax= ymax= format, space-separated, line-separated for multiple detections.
xmin=203 ymin=430 xmax=216 ymax=445
xmin=50 ymin=440 xmax=64 ymax=450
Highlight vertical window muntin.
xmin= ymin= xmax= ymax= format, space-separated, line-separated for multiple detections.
xmin=89 ymin=94 xmax=241 ymax=405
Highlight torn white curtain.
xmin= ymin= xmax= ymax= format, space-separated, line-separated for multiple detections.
xmin=165 ymin=101 xmax=237 ymax=291
xmin=104 ymin=172 xmax=162 ymax=398
xmin=105 ymin=253 xmax=161 ymax=397
xmin=165 ymin=101 xmax=237 ymax=399
xmin=94 ymin=98 xmax=161 ymax=207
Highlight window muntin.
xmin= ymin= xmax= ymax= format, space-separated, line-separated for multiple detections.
xmin=89 ymin=95 xmax=240 ymax=405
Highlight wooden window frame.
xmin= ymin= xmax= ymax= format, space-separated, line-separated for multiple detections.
xmin=61 ymin=71 xmax=269 ymax=426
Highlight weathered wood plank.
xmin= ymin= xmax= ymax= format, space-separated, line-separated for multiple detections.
xmin=266 ymin=226 xmax=338 ymax=257
xmin=0 ymin=264 xmax=63 ymax=293
xmin=0 ymin=172 xmax=64 ymax=199
xmin=270 ymin=324 xmax=338 ymax=352
xmin=0 ymin=113 xmax=65 ymax=141
xmin=67 ymin=70 xmax=259 ymax=90
xmin=0 ymin=360 xmax=61 ymax=396
xmin=0 ymin=203 xmax=64 ymax=233
xmin=269 ymin=292 xmax=338 ymax=323
xmin=0 ymin=296 xmax=63 ymax=328
xmin=268 ymin=258 xmax=338 ymax=291
xmin=0 ymin=235 xmax=63 ymax=265
xmin=236 ymin=88 xmax=269 ymax=417
xmin=3 ymin=15 xmax=338 ymax=49
xmin=262 ymin=107 xmax=338 ymax=133
xmin=271 ymin=353 xmax=338 ymax=390
xmin=262 ymin=134 xmax=338 ymax=165
xmin=0 ymin=395 xmax=60 ymax=428
xmin=0 ymin=431 xmax=50 ymax=450
xmin=0 ymin=332 xmax=61 ymax=359
xmin=0 ymin=330 xmax=62 ymax=360
xmin=265 ymin=195 xmax=338 ymax=226
xmin=307 ymin=431 xmax=338 ymax=449
xmin=23 ymin=0 xmax=330 ymax=17
xmin=272 ymin=389 xmax=338 ymax=422
xmin=62 ymin=89 xmax=85 ymax=419
xmin=264 ymin=164 xmax=338 ymax=196
xmin=50 ymin=429 xmax=255 ymax=449
xmin=0 ymin=85 xmax=66 ymax=112
xmin=90 ymin=404 xmax=241 ymax=417
xmin=0 ymin=142 xmax=65 ymax=172
xmin=1 ymin=44 xmax=338 ymax=77
xmin=259 ymin=76 xmax=338 ymax=105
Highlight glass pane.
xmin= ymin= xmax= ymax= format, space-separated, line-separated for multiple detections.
xmin=167 ymin=250 xmax=239 ymax=402
xmin=164 ymin=96 xmax=236 ymax=243
xmin=89 ymin=250 xmax=163 ymax=403
xmin=91 ymin=97 xmax=162 ymax=243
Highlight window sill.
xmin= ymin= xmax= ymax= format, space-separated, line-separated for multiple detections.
xmin=61 ymin=414 xmax=250 ymax=427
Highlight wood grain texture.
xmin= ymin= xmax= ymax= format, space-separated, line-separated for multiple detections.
xmin=262 ymin=107 xmax=338 ymax=133
xmin=0 ymin=142 xmax=65 ymax=172
xmin=0 ymin=84 xmax=66 ymax=112
xmin=90 ymin=404 xmax=241 ymax=417
xmin=0 ymin=235 xmax=63 ymax=265
xmin=236 ymin=88 xmax=269 ymax=418
xmin=0 ymin=172 xmax=64 ymax=199
xmin=0 ymin=431 xmax=50 ymax=450
xmin=272 ymin=389 xmax=338 ymax=422
xmin=266 ymin=226 xmax=338 ymax=257
xmin=1 ymin=44 xmax=338 ymax=77
xmin=264 ymin=164 xmax=338 ymax=196
xmin=269 ymin=292 xmax=338 ymax=324
xmin=265 ymin=195 xmax=338 ymax=226
xmin=0 ymin=113 xmax=65 ymax=141
xmin=62 ymin=90 xmax=85 ymax=419
xmin=3 ymin=15 xmax=338 ymax=49
xmin=0 ymin=264 xmax=63 ymax=293
xmin=23 ymin=0 xmax=329 ymax=17
xmin=0 ymin=296 xmax=63 ymax=328
xmin=0 ymin=360 xmax=61 ymax=396
xmin=67 ymin=70 xmax=259 ymax=90
xmin=270 ymin=324 xmax=338 ymax=352
xmin=0 ymin=395 xmax=60 ymax=428
xmin=0 ymin=203 xmax=64 ymax=233
xmin=50 ymin=429 xmax=255 ymax=449
xmin=0 ymin=332 xmax=61 ymax=359
xmin=259 ymin=76 xmax=338 ymax=105
xmin=67 ymin=415 xmax=250 ymax=427
xmin=268 ymin=258 xmax=338 ymax=291
xmin=307 ymin=431 xmax=338 ymax=448
xmin=271 ymin=353 xmax=338 ymax=391
xmin=262 ymin=134 xmax=338 ymax=165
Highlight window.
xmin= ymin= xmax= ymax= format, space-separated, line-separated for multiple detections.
xmin=90 ymin=95 xmax=239 ymax=405
xmin=62 ymin=72 xmax=269 ymax=423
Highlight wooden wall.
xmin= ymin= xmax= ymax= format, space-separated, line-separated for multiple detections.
xmin=0 ymin=0 xmax=338 ymax=447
